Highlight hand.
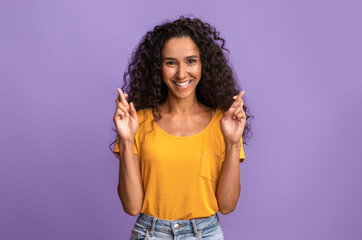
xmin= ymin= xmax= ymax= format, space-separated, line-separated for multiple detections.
xmin=113 ymin=88 xmax=138 ymax=142
xmin=220 ymin=91 xmax=246 ymax=144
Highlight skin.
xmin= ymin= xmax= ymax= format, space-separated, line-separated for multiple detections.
xmin=113 ymin=90 xmax=143 ymax=215
xmin=156 ymin=36 xmax=214 ymax=135
xmin=113 ymin=36 xmax=246 ymax=215
xmin=217 ymin=90 xmax=246 ymax=214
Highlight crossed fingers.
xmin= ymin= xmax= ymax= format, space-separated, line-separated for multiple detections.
xmin=231 ymin=91 xmax=245 ymax=121
xmin=116 ymin=88 xmax=129 ymax=117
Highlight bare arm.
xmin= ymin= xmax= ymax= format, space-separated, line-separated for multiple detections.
xmin=217 ymin=90 xmax=246 ymax=214
xmin=117 ymin=139 xmax=144 ymax=216
xmin=113 ymin=88 xmax=143 ymax=215
xmin=216 ymin=141 xmax=242 ymax=214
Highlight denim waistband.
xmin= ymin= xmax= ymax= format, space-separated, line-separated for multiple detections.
xmin=135 ymin=213 xmax=220 ymax=238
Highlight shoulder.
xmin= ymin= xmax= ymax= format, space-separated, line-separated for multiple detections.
xmin=134 ymin=107 xmax=154 ymax=125
xmin=215 ymin=107 xmax=224 ymax=119
xmin=135 ymin=107 xmax=150 ymax=117
xmin=207 ymin=108 xmax=223 ymax=131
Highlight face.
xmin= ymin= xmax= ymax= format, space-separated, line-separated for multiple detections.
xmin=161 ymin=36 xmax=202 ymax=99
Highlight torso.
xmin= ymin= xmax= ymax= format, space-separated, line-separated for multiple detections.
xmin=152 ymin=105 xmax=216 ymax=137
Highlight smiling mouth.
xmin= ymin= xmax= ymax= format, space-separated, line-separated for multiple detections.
xmin=173 ymin=80 xmax=191 ymax=87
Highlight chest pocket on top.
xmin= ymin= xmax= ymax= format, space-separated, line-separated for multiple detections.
xmin=200 ymin=149 xmax=222 ymax=181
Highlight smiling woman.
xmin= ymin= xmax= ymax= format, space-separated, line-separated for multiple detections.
xmin=161 ymin=37 xmax=202 ymax=98
xmin=110 ymin=15 xmax=253 ymax=239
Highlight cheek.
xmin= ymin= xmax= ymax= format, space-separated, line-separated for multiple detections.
xmin=162 ymin=67 xmax=175 ymax=79
xmin=193 ymin=65 xmax=202 ymax=77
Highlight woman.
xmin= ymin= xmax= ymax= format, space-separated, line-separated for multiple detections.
xmin=111 ymin=16 xmax=252 ymax=239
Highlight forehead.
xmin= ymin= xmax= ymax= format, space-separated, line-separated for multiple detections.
xmin=162 ymin=37 xmax=200 ymax=57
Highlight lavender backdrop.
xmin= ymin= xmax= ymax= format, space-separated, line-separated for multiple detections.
xmin=1 ymin=0 xmax=361 ymax=239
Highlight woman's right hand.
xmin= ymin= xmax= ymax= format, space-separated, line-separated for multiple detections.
xmin=113 ymin=88 xmax=138 ymax=142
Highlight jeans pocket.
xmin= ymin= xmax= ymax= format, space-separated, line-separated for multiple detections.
xmin=199 ymin=224 xmax=224 ymax=239
xmin=130 ymin=219 xmax=150 ymax=240
xmin=130 ymin=228 xmax=141 ymax=240
xmin=200 ymin=150 xmax=222 ymax=181
xmin=130 ymin=227 xmax=150 ymax=240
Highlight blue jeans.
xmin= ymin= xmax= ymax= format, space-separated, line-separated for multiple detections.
xmin=130 ymin=213 xmax=224 ymax=239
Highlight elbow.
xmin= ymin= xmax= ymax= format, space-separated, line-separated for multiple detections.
xmin=218 ymin=184 xmax=241 ymax=215
xmin=117 ymin=187 xmax=143 ymax=216
xmin=123 ymin=204 xmax=142 ymax=216
xmin=219 ymin=206 xmax=236 ymax=215
xmin=118 ymin=194 xmax=142 ymax=216
xmin=218 ymin=195 xmax=238 ymax=215
xmin=124 ymin=208 xmax=140 ymax=216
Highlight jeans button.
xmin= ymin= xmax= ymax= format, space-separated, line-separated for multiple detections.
xmin=174 ymin=223 xmax=179 ymax=229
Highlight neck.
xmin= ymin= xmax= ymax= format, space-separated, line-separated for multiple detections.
xmin=161 ymin=94 xmax=201 ymax=115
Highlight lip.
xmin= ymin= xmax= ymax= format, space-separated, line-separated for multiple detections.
xmin=173 ymin=80 xmax=191 ymax=84
xmin=173 ymin=80 xmax=192 ymax=90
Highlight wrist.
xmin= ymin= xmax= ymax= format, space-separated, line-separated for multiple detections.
xmin=118 ymin=137 xmax=134 ymax=145
xmin=224 ymin=140 xmax=241 ymax=149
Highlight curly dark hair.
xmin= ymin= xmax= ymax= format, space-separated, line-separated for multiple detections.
xmin=109 ymin=15 xmax=254 ymax=157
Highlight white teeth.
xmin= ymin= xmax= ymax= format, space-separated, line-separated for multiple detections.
xmin=174 ymin=80 xmax=191 ymax=87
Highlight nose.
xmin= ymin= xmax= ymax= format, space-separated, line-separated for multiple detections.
xmin=176 ymin=62 xmax=187 ymax=80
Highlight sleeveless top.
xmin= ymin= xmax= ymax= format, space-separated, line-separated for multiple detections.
xmin=113 ymin=107 xmax=245 ymax=220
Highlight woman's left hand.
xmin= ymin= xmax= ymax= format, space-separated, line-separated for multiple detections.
xmin=220 ymin=91 xmax=246 ymax=144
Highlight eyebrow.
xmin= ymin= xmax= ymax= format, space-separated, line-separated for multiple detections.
xmin=163 ymin=55 xmax=199 ymax=61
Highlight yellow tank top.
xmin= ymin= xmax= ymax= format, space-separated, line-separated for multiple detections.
xmin=113 ymin=107 xmax=245 ymax=220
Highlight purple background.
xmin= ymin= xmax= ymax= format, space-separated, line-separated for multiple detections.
xmin=1 ymin=0 xmax=361 ymax=239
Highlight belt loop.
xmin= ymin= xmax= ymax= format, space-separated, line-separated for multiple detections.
xmin=190 ymin=219 xmax=200 ymax=237
xmin=149 ymin=217 xmax=157 ymax=237
xmin=216 ymin=213 xmax=220 ymax=223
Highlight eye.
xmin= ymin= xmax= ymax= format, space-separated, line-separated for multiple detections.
xmin=166 ymin=61 xmax=176 ymax=65
xmin=188 ymin=59 xmax=196 ymax=63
